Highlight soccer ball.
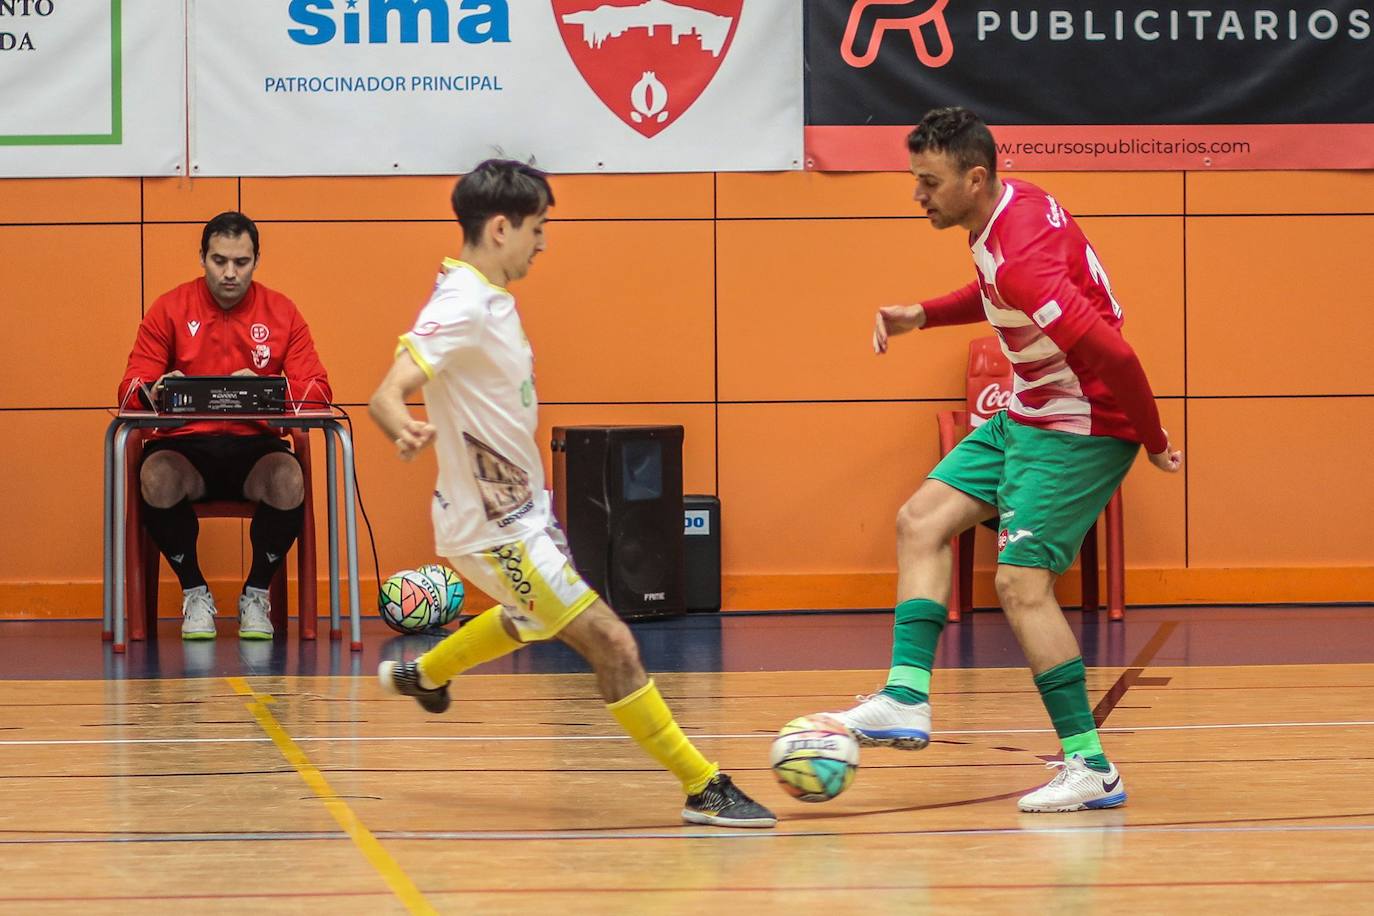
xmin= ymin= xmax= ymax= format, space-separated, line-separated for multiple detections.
xmin=378 ymin=569 xmax=445 ymax=634
xmin=416 ymin=563 xmax=465 ymax=625
xmin=769 ymin=714 xmax=860 ymax=802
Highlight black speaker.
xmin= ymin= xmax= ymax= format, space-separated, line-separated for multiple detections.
xmin=551 ymin=426 xmax=685 ymax=620
xmin=684 ymin=494 xmax=721 ymax=612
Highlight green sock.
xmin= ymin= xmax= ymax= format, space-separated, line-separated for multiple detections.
xmin=1034 ymin=657 xmax=1111 ymax=772
xmin=879 ymin=598 xmax=947 ymax=705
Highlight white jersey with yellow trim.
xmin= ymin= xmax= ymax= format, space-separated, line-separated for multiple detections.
xmin=398 ymin=259 xmax=548 ymax=556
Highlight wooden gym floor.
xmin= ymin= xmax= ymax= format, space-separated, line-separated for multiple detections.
xmin=1 ymin=607 xmax=1372 ymax=913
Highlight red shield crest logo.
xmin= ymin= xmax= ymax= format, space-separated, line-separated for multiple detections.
xmin=553 ymin=0 xmax=744 ymax=138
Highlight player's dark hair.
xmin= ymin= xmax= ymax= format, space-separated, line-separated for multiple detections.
xmin=452 ymin=159 xmax=555 ymax=243
xmin=201 ymin=211 xmax=260 ymax=257
xmin=907 ymin=107 xmax=997 ymax=179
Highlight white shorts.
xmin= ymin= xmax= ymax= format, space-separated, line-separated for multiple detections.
xmin=449 ymin=524 xmax=598 ymax=641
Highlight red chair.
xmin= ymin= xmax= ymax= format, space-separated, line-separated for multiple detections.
xmin=938 ymin=337 xmax=1125 ymax=622
xmin=122 ymin=428 xmax=319 ymax=641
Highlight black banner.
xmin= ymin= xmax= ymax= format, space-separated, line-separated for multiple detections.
xmin=805 ymin=1 xmax=1374 ymax=169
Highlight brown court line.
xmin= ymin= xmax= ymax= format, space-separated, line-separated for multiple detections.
xmin=8 ymin=681 xmax=1371 ymax=718
xmin=7 ymin=875 xmax=1374 ymax=904
xmin=6 ymin=677 xmax=1369 ymax=716
xmin=1093 ymin=621 xmax=1180 ymax=727
xmin=1119 ymin=684 xmax=1374 ymax=692
xmin=21 ymin=752 xmax=1367 ymax=783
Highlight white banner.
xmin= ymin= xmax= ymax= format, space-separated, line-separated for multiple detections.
xmin=189 ymin=0 xmax=801 ymax=175
xmin=0 ymin=0 xmax=185 ymax=177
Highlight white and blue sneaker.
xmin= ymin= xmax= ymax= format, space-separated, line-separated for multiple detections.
xmin=1018 ymin=755 xmax=1127 ymax=812
xmin=827 ymin=692 xmax=931 ymax=750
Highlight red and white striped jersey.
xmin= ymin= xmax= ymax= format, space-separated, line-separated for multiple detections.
xmin=971 ymin=178 xmax=1138 ymax=442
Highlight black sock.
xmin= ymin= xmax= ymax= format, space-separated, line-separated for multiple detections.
xmin=142 ymin=499 xmax=206 ymax=590
xmin=246 ymin=503 xmax=304 ymax=590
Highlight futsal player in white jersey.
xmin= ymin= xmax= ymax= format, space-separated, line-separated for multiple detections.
xmin=369 ymin=159 xmax=775 ymax=828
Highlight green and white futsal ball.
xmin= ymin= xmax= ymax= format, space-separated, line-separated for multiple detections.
xmin=416 ymin=563 xmax=465 ymax=625
xmin=770 ymin=714 xmax=860 ymax=802
xmin=378 ymin=569 xmax=445 ymax=634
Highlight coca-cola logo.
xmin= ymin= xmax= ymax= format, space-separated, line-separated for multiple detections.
xmin=974 ymin=382 xmax=1012 ymax=417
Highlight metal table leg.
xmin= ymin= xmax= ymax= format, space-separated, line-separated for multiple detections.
xmin=332 ymin=422 xmax=363 ymax=651
xmin=102 ymin=417 xmax=118 ymax=641
xmin=325 ymin=425 xmax=341 ymax=640
xmin=112 ymin=423 xmax=134 ymax=653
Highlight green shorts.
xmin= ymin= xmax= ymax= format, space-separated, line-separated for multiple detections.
xmin=929 ymin=412 xmax=1139 ymax=575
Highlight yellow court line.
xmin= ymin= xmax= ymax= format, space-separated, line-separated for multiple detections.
xmin=226 ymin=677 xmax=438 ymax=916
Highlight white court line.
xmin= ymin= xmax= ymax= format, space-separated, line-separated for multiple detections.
xmin=2 ymin=719 xmax=1373 ymax=747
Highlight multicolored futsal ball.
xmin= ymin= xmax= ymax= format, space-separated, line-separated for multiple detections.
xmin=770 ymin=714 xmax=860 ymax=802
xmin=416 ymin=563 xmax=465 ymax=625
xmin=378 ymin=569 xmax=445 ymax=634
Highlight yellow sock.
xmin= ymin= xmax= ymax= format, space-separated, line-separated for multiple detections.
xmin=417 ymin=606 xmax=523 ymax=686
xmin=608 ymin=679 xmax=718 ymax=796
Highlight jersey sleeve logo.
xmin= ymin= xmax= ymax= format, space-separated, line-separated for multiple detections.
xmin=1046 ymin=196 xmax=1065 ymax=229
xmin=1032 ymin=300 xmax=1063 ymax=328
xmin=413 ymin=320 xmax=441 ymax=337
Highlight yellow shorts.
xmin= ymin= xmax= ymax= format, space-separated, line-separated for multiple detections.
xmin=449 ymin=524 xmax=597 ymax=641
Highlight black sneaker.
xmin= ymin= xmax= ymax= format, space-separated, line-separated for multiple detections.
xmin=378 ymin=661 xmax=450 ymax=714
xmin=682 ymin=773 xmax=778 ymax=828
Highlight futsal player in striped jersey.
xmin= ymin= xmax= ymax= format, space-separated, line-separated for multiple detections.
xmin=830 ymin=108 xmax=1183 ymax=812
xmin=369 ymin=159 xmax=775 ymax=828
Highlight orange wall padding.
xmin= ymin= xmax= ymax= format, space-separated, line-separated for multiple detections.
xmin=2 ymin=170 xmax=1372 ymax=617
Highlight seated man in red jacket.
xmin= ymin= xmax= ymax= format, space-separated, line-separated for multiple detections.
xmin=118 ymin=211 xmax=332 ymax=640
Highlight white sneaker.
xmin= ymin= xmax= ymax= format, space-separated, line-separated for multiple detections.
xmin=238 ymin=587 xmax=274 ymax=640
xmin=1018 ymin=755 xmax=1127 ymax=813
xmin=180 ymin=586 xmax=217 ymax=640
xmin=827 ymin=692 xmax=931 ymax=749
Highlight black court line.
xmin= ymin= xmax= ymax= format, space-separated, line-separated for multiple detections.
xmin=6 ymin=875 xmax=1374 ymax=905
xmin=4 ymin=809 xmax=1373 ymax=850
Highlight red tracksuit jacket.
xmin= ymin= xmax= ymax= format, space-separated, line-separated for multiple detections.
xmin=118 ymin=278 xmax=333 ymax=438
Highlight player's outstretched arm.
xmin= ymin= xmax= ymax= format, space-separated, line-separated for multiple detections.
xmin=873 ymin=304 xmax=926 ymax=353
xmin=876 ymin=280 xmax=986 ymax=353
xmin=368 ymin=350 xmax=435 ymax=461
